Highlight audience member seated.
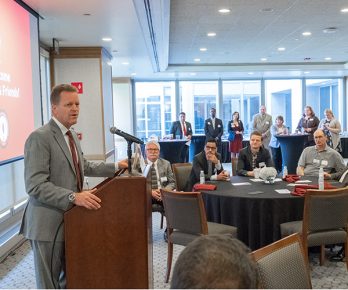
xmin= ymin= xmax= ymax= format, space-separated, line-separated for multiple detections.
xmin=296 ymin=129 xmax=345 ymax=176
xmin=145 ymin=140 xmax=175 ymax=206
xmin=187 ymin=139 xmax=229 ymax=190
xmin=237 ymin=131 xmax=273 ymax=177
xmin=170 ymin=234 xmax=258 ymax=289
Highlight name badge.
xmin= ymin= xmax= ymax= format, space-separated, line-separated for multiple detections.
xmin=259 ymin=162 xmax=266 ymax=168
xmin=160 ymin=176 xmax=168 ymax=183
xmin=321 ymin=160 xmax=328 ymax=166
xmin=207 ymin=122 xmax=211 ymax=125
xmin=310 ymin=118 xmax=313 ymax=121
xmin=218 ymin=124 xmax=221 ymax=128
xmin=313 ymin=159 xmax=320 ymax=164
xmin=266 ymin=121 xmax=269 ymax=125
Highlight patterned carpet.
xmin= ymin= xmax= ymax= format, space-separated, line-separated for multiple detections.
xmin=0 ymin=212 xmax=347 ymax=288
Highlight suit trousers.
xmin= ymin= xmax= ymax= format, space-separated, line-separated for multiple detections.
xmin=30 ymin=240 xmax=66 ymax=289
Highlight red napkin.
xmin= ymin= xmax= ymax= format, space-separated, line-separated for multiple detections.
xmin=282 ymin=174 xmax=301 ymax=183
xmin=193 ymin=183 xmax=217 ymax=192
xmin=291 ymin=182 xmax=337 ymax=196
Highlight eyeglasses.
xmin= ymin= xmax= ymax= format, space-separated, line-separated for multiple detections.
xmin=146 ymin=148 xmax=159 ymax=152
xmin=205 ymin=146 xmax=217 ymax=151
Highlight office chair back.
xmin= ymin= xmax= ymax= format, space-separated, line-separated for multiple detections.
xmin=172 ymin=163 xmax=193 ymax=191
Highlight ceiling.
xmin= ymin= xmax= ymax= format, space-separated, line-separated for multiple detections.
xmin=22 ymin=0 xmax=348 ymax=79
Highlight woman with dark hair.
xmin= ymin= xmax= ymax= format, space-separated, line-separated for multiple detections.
xmin=227 ymin=111 xmax=244 ymax=158
xmin=296 ymin=105 xmax=320 ymax=147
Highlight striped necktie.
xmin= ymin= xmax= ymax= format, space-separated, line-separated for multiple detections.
xmin=66 ymin=130 xmax=82 ymax=192
xmin=151 ymin=164 xmax=158 ymax=189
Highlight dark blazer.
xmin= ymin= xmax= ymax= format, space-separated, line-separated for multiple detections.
xmin=227 ymin=120 xmax=244 ymax=134
xmin=187 ymin=151 xmax=223 ymax=190
xmin=204 ymin=118 xmax=223 ymax=142
xmin=237 ymin=146 xmax=273 ymax=176
xmin=296 ymin=115 xmax=320 ymax=142
xmin=170 ymin=121 xmax=192 ymax=139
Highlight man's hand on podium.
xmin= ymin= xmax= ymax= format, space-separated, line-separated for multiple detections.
xmin=74 ymin=188 xmax=101 ymax=210
xmin=117 ymin=159 xmax=128 ymax=170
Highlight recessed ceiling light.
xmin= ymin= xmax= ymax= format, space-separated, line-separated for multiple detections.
xmin=278 ymin=47 xmax=286 ymax=51
xmin=260 ymin=58 xmax=267 ymax=61
xmin=304 ymin=71 xmax=310 ymax=74
xmin=189 ymin=72 xmax=196 ymax=76
xmin=247 ymin=72 xmax=254 ymax=75
xmin=121 ymin=61 xmax=129 ymax=65
xmin=131 ymin=72 xmax=137 ymax=76
xmin=341 ymin=8 xmax=348 ymax=13
xmin=218 ymin=8 xmax=231 ymax=14
xmin=323 ymin=27 xmax=337 ymax=34
xmin=102 ymin=37 xmax=112 ymax=42
xmin=207 ymin=32 xmax=216 ymax=37
xmin=302 ymin=31 xmax=312 ymax=36
xmin=324 ymin=57 xmax=332 ymax=61
xmin=200 ymin=48 xmax=207 ymax=52
xmin=194 ymin=58 xmax=201 ymax=62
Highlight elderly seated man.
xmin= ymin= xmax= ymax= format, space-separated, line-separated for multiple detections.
xmin=237 ymin=131 xmax=273 ymax=177
xmin=296 ymin=129 xmax=345 ymax=176
xmin=187 ymin=139 xmax=230 ymax=190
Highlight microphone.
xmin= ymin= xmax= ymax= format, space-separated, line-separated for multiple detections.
xmin=110 ymin=127 xmax=144 ymax=144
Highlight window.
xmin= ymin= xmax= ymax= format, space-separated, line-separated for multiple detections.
xmin=134 ymin=82 xmax=175 ymax=139
xmin=222 ymin=81 xmax=261 ymax=135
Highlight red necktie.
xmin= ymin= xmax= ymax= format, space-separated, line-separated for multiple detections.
xmin=66 ymin=130 xmax=82 ymax=192
xmin=182 ymin=122 xmax=187 ymax=136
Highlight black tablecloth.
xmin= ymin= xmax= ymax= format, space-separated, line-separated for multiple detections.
xmin=340 ymin=136 xmax=348 ymax=158
xmin=202 ymin=176 xmax=306 ymax=250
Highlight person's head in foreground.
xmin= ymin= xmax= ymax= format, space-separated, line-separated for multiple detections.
xmin=170 ymin=234 xmax=258 ymax=289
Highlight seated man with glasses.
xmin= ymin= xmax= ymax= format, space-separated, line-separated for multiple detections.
xmin=187 ymin=139 xmax=230 ymax=190
xmin=237 ymin=130 xmax=273 ymax=177
xmin=297 ymin=129 xmax=345 ymax=176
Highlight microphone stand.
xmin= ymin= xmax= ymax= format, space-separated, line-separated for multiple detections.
xmin=127 ymin=140 xmax=133 ymax=174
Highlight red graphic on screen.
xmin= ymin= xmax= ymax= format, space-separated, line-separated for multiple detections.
xmin=0 ymin=0 xmax=34 ymax=163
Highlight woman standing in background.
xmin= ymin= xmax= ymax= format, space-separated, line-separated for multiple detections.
xmin=228 ymin=111 xmax=244 ymax=158
xmin=269 ymin=115 xmax=288 ymax=173
xmin=319 ymin=109 xmax=341 ymax=151
xmin=296 ymin=105 xmax=320 ymax=147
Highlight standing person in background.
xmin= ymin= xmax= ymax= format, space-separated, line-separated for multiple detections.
xmin=204 ymin=108 xmax=223 ymax=153
xmin=296 ymin=105 xmax=319 ymax=147
xmin=228 ymin=111 xmax=244 ymax=159
xmin=319 ymin=108 xmax=341 ymax=152
xmin=269 ymin=115 xmax=288 ymax=174
xmin=20 ymin=84 xmax=128 ymax=289
xmin=252 ymin=105 xmax=272 ymax=150
xmin=170 ymin=112 xmax=192 ymax=162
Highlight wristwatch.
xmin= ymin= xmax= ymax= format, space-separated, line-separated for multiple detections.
xmin=68 ymin=193 xmax=76 ymax=203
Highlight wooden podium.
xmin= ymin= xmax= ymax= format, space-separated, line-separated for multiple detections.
xmin=64 ymin=171 xmax=153 ymax=288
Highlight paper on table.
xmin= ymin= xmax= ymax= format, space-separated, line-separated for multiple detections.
xmin=250 ymin=178 xmax=264 ymax=182
xmin=295 ymin=180 xmax=312 ymax=183
xmin=287 ymin=183 xmax=308 ymax=187
xmin=275 ymin=189 xmax=291 ymax=194
xmin=232 ymin=182 xmax=251 ymax=186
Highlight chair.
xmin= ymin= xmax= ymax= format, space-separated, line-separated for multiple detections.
xmin=152 ymin=203 xmax=165 ymax=229
xmin=251 ymin=233 xmax=312 ymax=289
xmin=172 ymin=163 xmax=192 ymax=191
xmin=231 ymin=157 xmax=238 ymax=176
xmin=280 ymin=187 xmax=348 ymax=269
xmin=160 ymin=189 xmax=237 ymax=283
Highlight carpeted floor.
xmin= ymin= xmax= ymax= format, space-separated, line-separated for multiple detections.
xmin=0 ymin=213 xmax=347 ymax=288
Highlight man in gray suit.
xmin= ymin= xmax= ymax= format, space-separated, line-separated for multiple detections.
xmin=145 ymin=140 xmax=175 ymax=202
xmin=20 ymin=84 xmax=128 ymax=289
xmin=252 ymin=105 xmax=272 ymax=150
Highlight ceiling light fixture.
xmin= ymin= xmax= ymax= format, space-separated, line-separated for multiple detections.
xmin=302 ymin=31 xmax=312 ymax=36
xmin=304 ymin=71 xmax=310 ymax=74
xmin=341 ymin=8 xmax=348 ymax=13
xmin=200 ymin=48 xmax=207 ymax=52
xmin=218 ymin=8 xmax=231 ymax=14
xmin=189 ymin=73 xmax=196 ymax=76
xmin=102 ymin=37 xmax=112 ymax=42
xmin=324 ymin=57 xmax=332 ymax=61
xmin=131 ymin=72 xmax=137 ymax=76
xmin=247 ymin=72 xmax=254 ymax=75
xmin=260 ymin=58 xmax=267 ymax=61
xmin=194 ymin=58 xmax=201 ymax=62
xmin=278 ymin=47 xmax=286 ymax=51
xmin=207 ymin=32 xmax=216 ymax=37
xmin=121 ymin=62 xmax=129 ymax=65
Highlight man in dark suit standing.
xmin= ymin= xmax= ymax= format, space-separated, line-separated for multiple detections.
xmin=20 ymin=84 xmax=128 ymax=289
xmin=170 ymin=112 xmax=192 ymax=161
xmin=204 ymin=108 xmax=223 ymax=153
